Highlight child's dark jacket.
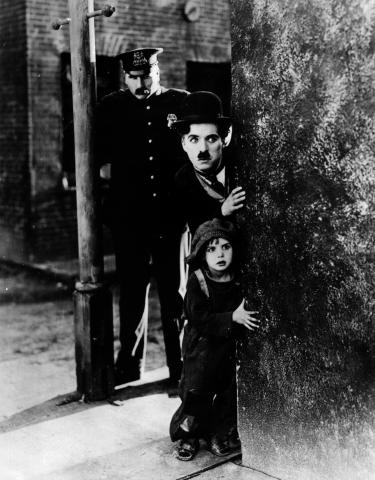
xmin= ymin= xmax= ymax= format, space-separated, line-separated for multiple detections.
xmin=182 ymin=271 xmax=242 ymax=391
xmin=170 ymin=270 xmax=242 ymax=441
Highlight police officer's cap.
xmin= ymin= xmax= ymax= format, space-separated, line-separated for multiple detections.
xmin=117 ymin=47 xmax=163 ymax=73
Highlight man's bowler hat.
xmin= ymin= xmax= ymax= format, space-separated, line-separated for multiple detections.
xmin=117 ymin=47 xmax=163 ymax=73
xmin=171 ymin=91 xmax=231 ymax=133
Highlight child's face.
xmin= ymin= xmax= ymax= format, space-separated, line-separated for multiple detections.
xmin=205 ymin=237 xmax=233 ymax=275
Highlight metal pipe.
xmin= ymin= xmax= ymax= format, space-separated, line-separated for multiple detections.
xmin=86 ymin=4 xmax=115 ymax=19
xmin=52 ymin=17 xmax=71 ymax=30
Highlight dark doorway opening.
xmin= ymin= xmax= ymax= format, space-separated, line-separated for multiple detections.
xmin=186 ymin=61 xmax=231 ymax=114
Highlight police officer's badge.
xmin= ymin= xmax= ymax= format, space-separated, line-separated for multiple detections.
xmin=167 ymin=113 xmax=177 ymax=128
xmin=133 ymin=50 xmax=146 ymax=67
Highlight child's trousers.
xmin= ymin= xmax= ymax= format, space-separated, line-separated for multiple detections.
xmin=170 ymin=325 xmax=237 ymax=441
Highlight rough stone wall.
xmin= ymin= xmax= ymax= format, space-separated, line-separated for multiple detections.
xmin=231 ymin=1 xmax=375 ymax=478
xmin=0 ymin=0 xmax=30 ymax=260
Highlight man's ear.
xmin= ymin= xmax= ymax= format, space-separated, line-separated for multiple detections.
xmin=223 ymin=125 xmax=233 ymax=148
xmin=123 ymin=72 xmax=129 ymax=87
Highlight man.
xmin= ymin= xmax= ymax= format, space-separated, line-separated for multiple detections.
xmin=171 ymin=91 xmax=246 ymax=236
xmin=96 ymin=47 xmax=188 ymax=386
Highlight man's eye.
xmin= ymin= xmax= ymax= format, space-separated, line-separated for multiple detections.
xmin=207 ymin=136 xmax=219 ymax=143
xmin=189 ymin=137 xmax=198 ymax=143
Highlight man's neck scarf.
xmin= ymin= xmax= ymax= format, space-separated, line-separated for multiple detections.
xmin=194 ymin=161 xmax=226 ymax=201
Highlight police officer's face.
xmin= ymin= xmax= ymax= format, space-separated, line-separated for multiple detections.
xmin=125 ymin=66 xmax=160 ymax=100
xmin=181 ymin=123 xmax=224 ymax=173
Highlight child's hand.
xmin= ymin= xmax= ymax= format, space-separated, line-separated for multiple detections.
xmin=232 ymin=299 xmax=260 ymax=331
xmin=221 ymin=187 xmax=246 ymax=216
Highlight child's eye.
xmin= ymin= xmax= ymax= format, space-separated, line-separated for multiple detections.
xmin=222 ymin=243 xmax=232 ymax=250
xmin=206 ymin=246 xmax=215 ymax=253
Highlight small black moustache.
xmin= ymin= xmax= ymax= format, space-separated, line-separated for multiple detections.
xmin=198 ymin=151 xmax=211 ymax=160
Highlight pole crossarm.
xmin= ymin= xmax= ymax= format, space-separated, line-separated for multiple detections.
xmin=87 ymin=4 xmax=116 ymax=18
xmin=52 ymin=4 xmax=115 ymax=30
xmin=52 ymin=17 xmax=71 ymax=30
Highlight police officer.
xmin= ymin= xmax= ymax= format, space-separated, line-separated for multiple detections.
xmin=96 ymin=48 xmax=189 ymax=385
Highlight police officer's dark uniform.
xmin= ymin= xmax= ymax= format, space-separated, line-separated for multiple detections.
xmin=95 ymin=48 xmax=188 ymax=384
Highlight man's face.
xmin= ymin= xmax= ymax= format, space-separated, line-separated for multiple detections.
xmin=124 ymin=65 xmax=160 ymax=100
xmin=181 ymin=123 xmax=224 ymax=173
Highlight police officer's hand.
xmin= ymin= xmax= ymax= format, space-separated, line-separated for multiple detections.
xmin=100 ymin=163 xmax=111 ymax=180
xmin=232 ymin=299 xmax=260 ymax=331
xmin=221 ymin=187 xmax=246 ymax=216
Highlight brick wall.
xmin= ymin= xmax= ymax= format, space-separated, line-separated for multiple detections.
xmin=0 ymin=0 xmax=29 ymax=261
xmin=3 ymin=0 xmax=231 ymax=261
xmin=25 ymin=0 xmax=77 ymax=260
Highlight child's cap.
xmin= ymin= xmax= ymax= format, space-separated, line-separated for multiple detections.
xmin=186 ymin=218 xmax=237 ymax=265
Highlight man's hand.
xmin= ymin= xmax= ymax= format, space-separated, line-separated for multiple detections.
xmin=232 ymin=299 xmax=260 ymax=331
xmin=221 ymin=187 xmax=246 ymax=216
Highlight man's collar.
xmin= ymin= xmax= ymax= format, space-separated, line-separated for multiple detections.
xmin=146 ymin=85 xmax=164 ymax=100
xmin=196 ymin=159 xmax=225 ymax=178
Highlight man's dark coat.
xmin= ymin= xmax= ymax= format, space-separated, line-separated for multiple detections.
xmin=174 ymin=162 xmax=226 ymax=236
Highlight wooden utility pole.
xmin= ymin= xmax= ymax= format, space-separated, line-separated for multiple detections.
xmin=53 ymin=1 xmax=115 ymax=400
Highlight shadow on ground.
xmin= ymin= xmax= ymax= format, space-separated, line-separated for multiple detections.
xmin=0 ymin=377 xmax=176 ymax=435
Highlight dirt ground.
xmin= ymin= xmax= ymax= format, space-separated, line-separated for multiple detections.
xmin=0 ymin=262 xmax=167 ymax=418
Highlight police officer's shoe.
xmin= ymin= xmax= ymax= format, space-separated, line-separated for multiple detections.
xmin=227 ymin=427 xmax=241 ymax=451
xmin=114 ymin=366 xmax=140 ymax=386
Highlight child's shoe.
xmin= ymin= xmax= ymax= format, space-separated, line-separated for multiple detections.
xmin=174 ymin=438 xmax=199 ymax=461
xmin=206 ymin=435 xmax=231 ymax=457
xmin=227 ymin=427 xmax=241 ymax=451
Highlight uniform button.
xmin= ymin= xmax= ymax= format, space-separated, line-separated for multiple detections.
xmin=147 ymin=122 xmax=152 ymax=126
xmin=148 ymin=139 xmax=152 ymax=143
xmin=153 ymin=193 xmax=157 ymax=197
xmin=150 ymin=175 xmax=154 ymax=180
xmin=149 ymin=156 xmax=154 ymax=161
xmin=146 ymin=106 xmax=151 ymax=110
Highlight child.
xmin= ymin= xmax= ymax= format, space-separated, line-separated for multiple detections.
xmin=170 ymin=218 xmax=260 ymax=461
